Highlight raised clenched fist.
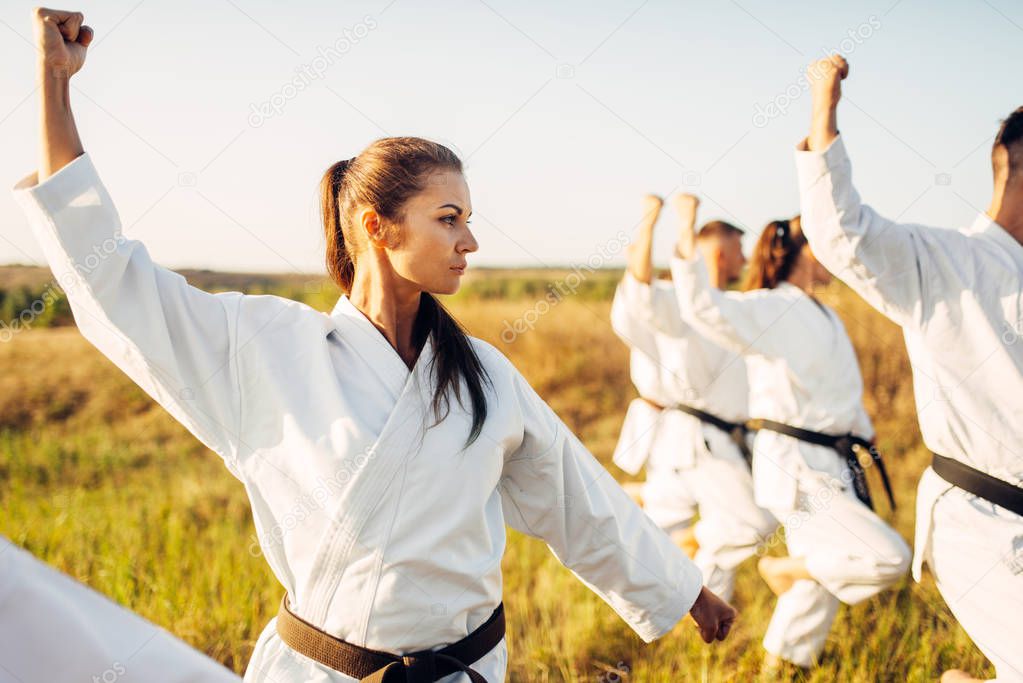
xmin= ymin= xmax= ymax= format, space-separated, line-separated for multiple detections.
xmin=33 ymin=8 xmax=93 ymax=79
xmin=671 ymin=193 xmax=700 ymax=218
xmin=641 ymin=194 xmax=664 ymax=218
xmin=807 ymin=54 xmax=849 ymax=113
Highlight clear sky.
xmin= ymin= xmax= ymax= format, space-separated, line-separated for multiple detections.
xmin=1 ymin=0 xmax=1020 ymax=274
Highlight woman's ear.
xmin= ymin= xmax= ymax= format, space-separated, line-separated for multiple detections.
xmin=359 ymin=207 xmax=391 ymax=249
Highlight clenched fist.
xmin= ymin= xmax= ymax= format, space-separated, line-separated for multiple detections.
xmin=641 ymin=194 xmax=664 ymax=218
xmin=805 ymin=54 xmax=848 ymax=151
xmin=33 ymin=8 xmax=93 ymax=79
xmin=689 ymin=586 xmax=738 ymax=643
xmin=808 ymin=54 xmax=849 ymax=113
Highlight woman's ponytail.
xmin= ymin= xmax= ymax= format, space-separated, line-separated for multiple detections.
xmin=321 ymin=158 xmax=356 ymax=293
xmin=742 ymin=216 xmax=807 ymax=291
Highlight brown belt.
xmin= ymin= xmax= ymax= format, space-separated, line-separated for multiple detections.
xmin=275 ymin=595 xmax=505 ymax=682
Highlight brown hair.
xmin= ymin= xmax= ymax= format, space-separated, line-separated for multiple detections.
xmin=321 ymin=137 xmax=491 ymax=446
xmin=696 ymin=220 xmax=743 ymax=242
xmin=742 ymin=216 xmax=806 ymax=291
xmin=994 ymin=105 xmax=1023 ymax=181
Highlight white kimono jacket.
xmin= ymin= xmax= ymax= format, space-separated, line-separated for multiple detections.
xmin=794 ymin=133 xmax=1023 ymax=580
xmin=12 ymin=153 xmax=703 ymax=682
xmin=668 ymin=254 xmax=875 ymax=511
xmin=609 ymin=272 xmax=750 ymax=475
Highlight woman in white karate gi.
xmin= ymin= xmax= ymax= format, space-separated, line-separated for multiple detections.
xmin=15 ymin=9 xmax=737 ymax=682
xmin=795 ymin=55 xmax=1023 ymax=683
xmin=609 ymin=194 xmax=775 ymax=602
xmin=669 ymin=210 xmax=911 ymax=670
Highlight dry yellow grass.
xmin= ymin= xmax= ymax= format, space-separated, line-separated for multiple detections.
xmin=0 ymin=279 xmax=991 ymax=681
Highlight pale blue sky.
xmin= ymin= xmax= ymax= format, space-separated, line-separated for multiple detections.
xmin=1 ymin=0 xmax=1020 ymax=273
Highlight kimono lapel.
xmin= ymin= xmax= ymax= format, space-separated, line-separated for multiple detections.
xmin=302 ymin=323 xmax=438 ymax=624
xmin=326 ymin=294 xmax=411 ymax=400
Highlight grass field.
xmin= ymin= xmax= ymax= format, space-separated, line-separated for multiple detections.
xmin=0 ymin=267 xmax=992 ymax=682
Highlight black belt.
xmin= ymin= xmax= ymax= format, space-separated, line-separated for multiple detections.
xmin=747 ymin=418 xmax=896 ymax=511
xmin=931 ymin=453 xmax=1023 ymax=518
xmin=276 ymin=595 xmax=504 ymax=682
xmin=641 ymin=397 xmax=752 ymax=469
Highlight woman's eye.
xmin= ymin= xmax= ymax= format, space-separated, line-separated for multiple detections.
xmin=441 ymin=215 xmax=457 ymax=225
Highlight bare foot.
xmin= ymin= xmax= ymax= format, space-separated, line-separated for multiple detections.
xmin=672 ymin=527 xmax=699 ymax=559
xmin=940 ymin=670 xmax=988 ymax=682
xmin=758 ymin=556 xmax=797 ymax=596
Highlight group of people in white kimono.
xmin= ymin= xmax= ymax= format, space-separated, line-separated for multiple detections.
xmin=612 ymin=56 xmax=1022 ymax=682
xmin=4 ymin=8 xmax=1019 ymax=683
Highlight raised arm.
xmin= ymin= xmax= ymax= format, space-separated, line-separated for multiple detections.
xmin=34 ymin=8 xmax=91 ymax=179
xmin=796 ymin=55 xmax=932 ymax=325
xmin=613 ymin=195 xmax=688 ymax=344
xmin=13 ymin=9 xmax=249 ymax=468
xmin=669 ymin=202 xmax=791 ymax=358
xmin=626 ymin=194 xmax=663 ymax=285
xmin=498 ymin=361 xmax=736 ymax=645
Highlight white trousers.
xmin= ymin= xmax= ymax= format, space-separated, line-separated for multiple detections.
xmin=643 ymin=422 xmax=776 ymax=602
xmin=762 ymin=470 xmax=911 ymax=667
xmin=0 ymin=536 xmax=239 ymax=683
xmin=923 ymin=479 xmax=1023 ymax=682
xmin=640 ymin=465 xmax=698 ymax=535
xmin=686 ymin=447 xmax=777 ymax=602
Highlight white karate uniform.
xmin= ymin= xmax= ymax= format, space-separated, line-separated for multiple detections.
xmin=669 ymin=253 xmax=911 ymax=667
xmin=0 ymin=535 xmax=240 ymax=683
xmin=610 ymin=273 xmax=776 ymax=601
xmin=610 ymin=276 xmax=698 ymax=533
xmin=12 ymin=152 xmax=705 ymax=683
xmin=796 ymin=133 xmax=1023 ymax=680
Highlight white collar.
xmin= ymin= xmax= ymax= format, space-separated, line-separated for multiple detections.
xmin=324 ymin=293 xmax=434 ymax=381
xmin=967 ymin=211 xmax=1023 ymax=257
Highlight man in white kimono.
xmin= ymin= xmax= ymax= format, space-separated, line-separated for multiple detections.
xmin=794 ymin=54 xmax=1023 ymax=682
xmin=610 ymin=194 xmax=776 ymax=603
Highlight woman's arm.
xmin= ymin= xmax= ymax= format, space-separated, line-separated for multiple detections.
xmin=498 ymin=361 xmax=736 ymax=644
xmin=668 ymin=248 xmax=792 ymax=359
xmin=14 ymin=9 xmax=249 ymax=469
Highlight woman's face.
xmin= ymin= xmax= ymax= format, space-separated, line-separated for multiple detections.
xmin=383 ymin=170 xmax=479 ymax=296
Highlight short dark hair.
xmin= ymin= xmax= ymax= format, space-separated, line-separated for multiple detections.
xmin=696 ymin=220 xmax=743 ymax=242
xmin=993 ymin=106 xmax=1023 ymax=180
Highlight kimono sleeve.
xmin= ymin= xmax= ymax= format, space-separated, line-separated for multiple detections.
xmin=669 ymin=253 xmax=794 ymax=358
xmin=612 ymin=272 xmax=687 ymax=339
xmin=498 ymin=365 xmax=704 ymax=642
xmin=794 ymin=134 xmax=931 ymax=326
xmin=11 ymin=153 xmax=245 ymax=468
